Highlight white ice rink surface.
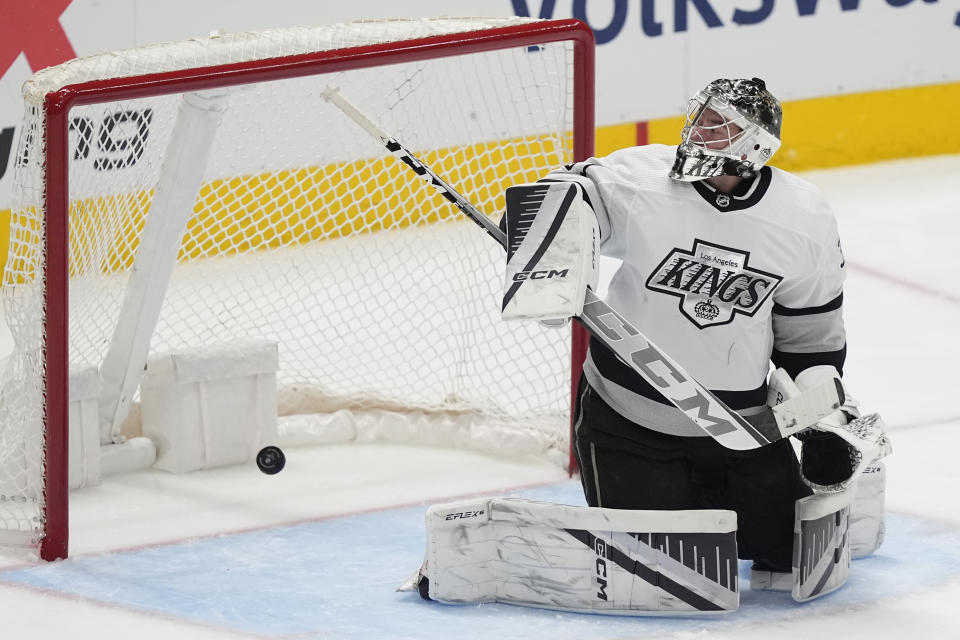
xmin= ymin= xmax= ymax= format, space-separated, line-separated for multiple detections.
xmin=1 ymin=154 xmax=959 ymax=639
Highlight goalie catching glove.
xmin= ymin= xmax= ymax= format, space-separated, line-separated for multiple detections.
xmin=501 ymin=182 xmax=599 ymax=325
xmin=768 ymin=365 xmax=889 ymax=492
xmin=788 ymin=366 xmax=890 ymax=493
xmin=768 ymin=365 xmax=890 ymax=558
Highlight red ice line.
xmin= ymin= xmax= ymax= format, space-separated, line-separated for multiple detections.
xmin=847 ymin=261 xmax=960 ymax=306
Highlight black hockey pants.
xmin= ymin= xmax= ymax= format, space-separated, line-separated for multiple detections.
xmin=572 ymin=376 xmax=812 ymax=570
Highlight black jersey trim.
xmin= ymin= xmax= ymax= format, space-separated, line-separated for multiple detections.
xmin=771 ymin=345 xmax=847 ymax=379
xmin=562 ymin=160 xmax=602 ymax=177
xmin=772 ymin=292 xmax=844 ymax=317
xmin=589 ymin=336 xmax=767 ymax=410
xmin=691 ymin=166 xmax=772 ymax=212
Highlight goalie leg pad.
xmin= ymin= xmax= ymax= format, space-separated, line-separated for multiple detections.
xmin=400 ymin=497 xmax=740 ymax=615
xmin=502 ymin=182 xmax=599 ymax=322
xmin=792 ymin=489 xmax=853 ymax=602
xmin=849 ymin=460 xmax=886 ymax=558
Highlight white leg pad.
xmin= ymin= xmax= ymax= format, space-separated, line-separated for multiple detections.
xmin=400 ymin=498 xmax=740 ymax=615
xmin=850 ymin=460 xmax=886 ymax=558
xmin=792 ymin=489 xmax=853 ymax=602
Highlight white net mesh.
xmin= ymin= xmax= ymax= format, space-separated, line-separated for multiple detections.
xmin=1 ymin=18 xmax=579 ymax=551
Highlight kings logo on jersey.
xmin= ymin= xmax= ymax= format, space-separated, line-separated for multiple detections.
xmin=646 ymin=239 xmax=782 ymax=329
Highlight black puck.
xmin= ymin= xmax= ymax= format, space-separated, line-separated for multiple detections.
xmin=256 ymin=445 xmax=286 ymax=475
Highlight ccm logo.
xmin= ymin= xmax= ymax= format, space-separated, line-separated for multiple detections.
xmin=595 ymin=538 xmax=609 ymax=601
xmin=444 ymin=510 xmax=484 ymax=520
xmin=512 ymin=268 xmax=569 ymax=282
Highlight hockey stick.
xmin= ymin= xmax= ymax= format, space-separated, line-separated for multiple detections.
xmin=320 ymin=86 xmax=843 ymax=451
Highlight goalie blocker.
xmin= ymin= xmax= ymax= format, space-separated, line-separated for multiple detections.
xmin=501 ymin=182 xmax=599 ymax=323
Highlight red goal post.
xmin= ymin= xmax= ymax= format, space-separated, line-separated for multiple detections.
xmin=3 ymin=17 xmax=594 ymax=561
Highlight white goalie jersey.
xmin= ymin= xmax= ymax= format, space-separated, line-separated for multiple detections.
xmin=549 ymin=144 xmax=847 ymax=437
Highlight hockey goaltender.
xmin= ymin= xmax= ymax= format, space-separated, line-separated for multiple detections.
xmin=398 ymin=78 xmax=891 ymax=614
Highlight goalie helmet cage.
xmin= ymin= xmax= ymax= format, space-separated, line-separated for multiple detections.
xmin=1 ymin=17 xmax=594 ymax=561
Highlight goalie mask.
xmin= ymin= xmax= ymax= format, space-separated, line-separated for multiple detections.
xmin=669 ymin=77 xmax=782 ymax=182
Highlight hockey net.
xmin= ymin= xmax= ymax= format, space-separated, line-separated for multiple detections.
xmin=0 ymin=18 xmax=594 ymax=559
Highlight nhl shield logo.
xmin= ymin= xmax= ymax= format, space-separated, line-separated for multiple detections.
xmin=646 ymin=239 xmax=783 ymax=328
xmin=715 ymin=194 xmax=731 ymax=208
